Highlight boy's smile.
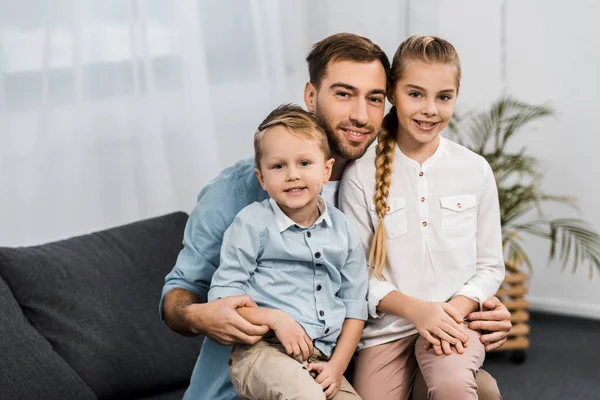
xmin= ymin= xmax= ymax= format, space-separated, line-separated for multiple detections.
xmin=254 ymin=125 xmax=334 ymax=227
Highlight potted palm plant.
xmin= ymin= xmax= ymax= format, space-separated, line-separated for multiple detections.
xmin=448 ymin=97 xmax=600 ymax=363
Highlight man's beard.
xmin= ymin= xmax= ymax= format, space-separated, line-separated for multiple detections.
xmin=314 ymin=108 xmax=377 ymax=161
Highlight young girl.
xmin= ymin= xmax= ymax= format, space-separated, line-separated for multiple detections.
xmin=339 ymin=36 xmax=505 ymax=400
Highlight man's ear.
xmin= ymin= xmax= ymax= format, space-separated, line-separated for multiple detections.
xmin=323 ymin=158 xmax=335 ymax=183
xmin=304 ymin=82 xmax=317 ymax=112
xmin=254 ymin=168 xmax=266 ymax=190
xmin=387 ymin=89 xmax=395 ymax=105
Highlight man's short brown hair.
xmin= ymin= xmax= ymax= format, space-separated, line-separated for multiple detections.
xmin=254 ymin=104 xmax=330 ymax=169
xmin=306 ymin=33 xmax=391 ymax=89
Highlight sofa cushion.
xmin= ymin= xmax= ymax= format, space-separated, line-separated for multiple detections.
xmin=0 ymin=212 xmax=203 ymax=399
xmin=0 ymin=274 xmax=96 ymax=400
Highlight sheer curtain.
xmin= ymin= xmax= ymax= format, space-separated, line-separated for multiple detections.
xmin=0 ymin=0 xmax=409 ymax=246
xmin=0 ymin=0 xmax=293 ymax=245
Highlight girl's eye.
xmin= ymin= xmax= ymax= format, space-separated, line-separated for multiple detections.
xmin=439 ymin=94 xmax=452 ymax=101
xmin=300 ymin=161 xmax=311 ymax=167
xmin=408 ymin=92 xmax=422 ymax=98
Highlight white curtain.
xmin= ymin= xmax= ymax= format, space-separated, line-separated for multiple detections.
xmin=0 ymin=0 xmax=409 ymax=246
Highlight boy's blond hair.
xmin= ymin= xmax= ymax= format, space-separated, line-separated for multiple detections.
xmin=254 ymin=104 xmax=331 ymax=169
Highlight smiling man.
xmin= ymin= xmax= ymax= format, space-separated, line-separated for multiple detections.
xmin=160 ymin=33 xmax=511 ymax=400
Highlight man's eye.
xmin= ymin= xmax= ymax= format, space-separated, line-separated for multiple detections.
xmin=336 ymin=91 xmax=351 ymax=98
xmin=369 ymin=97 xmax=383 ymax=103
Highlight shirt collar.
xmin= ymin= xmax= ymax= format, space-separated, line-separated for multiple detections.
xmin=269 ymin=197 xmax=332 ymax=232
xmin=396 ymin=135 xmax=447 ymax=169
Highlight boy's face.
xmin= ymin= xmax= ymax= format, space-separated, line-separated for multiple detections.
xmin=254 ymin=126 xmax=334 ymax=214
xmin=304 ymin=60 xmax=387 ymax=161
xmin=390 ymin=60 xmax=458 ymax=152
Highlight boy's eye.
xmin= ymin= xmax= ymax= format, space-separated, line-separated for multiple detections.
xmin=272 ymin=164 xmax=284 ymax=169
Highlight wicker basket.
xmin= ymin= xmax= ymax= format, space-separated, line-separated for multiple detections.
xmin=491 ymin=262 xmax=530 ymax=363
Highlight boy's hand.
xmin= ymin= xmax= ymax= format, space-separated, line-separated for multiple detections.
xmin=271 ymin=312 xmax=313 ymax=361
xmin=408 ymin=300 xmax=469 ymax=348
xmin=307 ymin=361 xmax=343 ymax=399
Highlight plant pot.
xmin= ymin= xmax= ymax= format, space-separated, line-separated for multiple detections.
xmin=492 ymin=262 xmax=530 ymax=363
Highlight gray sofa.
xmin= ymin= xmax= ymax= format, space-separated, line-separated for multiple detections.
xmin=0 ymin=212 xmax=202 ymax=400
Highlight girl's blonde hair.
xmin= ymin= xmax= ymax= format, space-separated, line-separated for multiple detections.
xmin=369 ymin=35 xmax=461 ymax=279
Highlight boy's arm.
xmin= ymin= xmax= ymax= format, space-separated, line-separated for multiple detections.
xmin=208 ymin=210 xmax=262 ymax=301
xmin=328 ymin=319 xmax=364 ymax=372
xmin=452 ymin=160 xmax=505 ymax=316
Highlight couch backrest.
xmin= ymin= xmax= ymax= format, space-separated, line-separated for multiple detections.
xmin=0 ymin=212 xmax=203 ymax=399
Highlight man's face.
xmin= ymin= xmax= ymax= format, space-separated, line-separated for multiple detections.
xmin=304 ymin=60 xmax=387 ymax=160
xmin=254 ymin=126 xmax=334 ymax=215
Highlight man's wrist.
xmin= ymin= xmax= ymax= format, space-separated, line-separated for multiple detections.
xmin=183 ymin=303 xmax=204 ymax=335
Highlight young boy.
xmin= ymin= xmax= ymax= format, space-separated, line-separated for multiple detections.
xmin=207 ymin=104 xmax=368 ymax=400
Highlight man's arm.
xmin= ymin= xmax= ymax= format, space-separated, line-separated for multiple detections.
xmin=160 ymin=164 xmax=268 ymax=344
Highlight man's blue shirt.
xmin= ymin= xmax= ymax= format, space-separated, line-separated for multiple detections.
xmin=161 ymin=158 xmax=268 ymax=400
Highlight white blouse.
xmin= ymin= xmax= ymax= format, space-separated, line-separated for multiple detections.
xmin=339 ymin=136 xmax=505 ymax=350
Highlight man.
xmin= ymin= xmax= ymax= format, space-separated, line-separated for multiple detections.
xmin=161 ymin=33 xmax=511 ymax=400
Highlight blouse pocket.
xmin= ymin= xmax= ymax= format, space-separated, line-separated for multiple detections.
xmin=370 ymin=197 xmax=408 ymax=239
xmin=440 ymin=195 xmax=477 ymax=235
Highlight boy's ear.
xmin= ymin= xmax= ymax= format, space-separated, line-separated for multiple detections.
xmin=254 ymin=167 xmax=266 ymax=189
xmin=304 ymin=82 xmax=317 ymax=112
xmin=323 ymin=158 xmax=335 ymax=183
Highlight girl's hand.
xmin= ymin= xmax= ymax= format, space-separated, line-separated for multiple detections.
xmin=430 ymin=336 xmax=467 ymax=355
xmin=408 ymin=300 xmax=469 ymax=348
xmin=307 ymin=361 xmax=343 ymax=399
xmin=270 ymin=312 xmax=313 ymax=361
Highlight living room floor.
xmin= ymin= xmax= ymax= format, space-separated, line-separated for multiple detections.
xmin=485 ymin=311 xmax=600 ymax=400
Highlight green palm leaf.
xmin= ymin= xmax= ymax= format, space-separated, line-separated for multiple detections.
xmin=451 ymin=96 xmax=600 ymax=277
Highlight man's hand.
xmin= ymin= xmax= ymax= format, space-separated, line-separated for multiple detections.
xmin=308 ymin=361 xmax=344 ymax=399
xmin=467 ymin=296 xmax=512 ymax=351
xmin=163 ymin=289 xmax=269 ymax=345
xmin=271 ymin=312 xmax=313 ymax=361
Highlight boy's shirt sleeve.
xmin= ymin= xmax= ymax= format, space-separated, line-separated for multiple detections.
xmin=453 ymin=160 xmax=505 ymax=308
xmin=339 ymin=161 xmax=399 ymax=319
xmin=208 ymin=209 xmax=262 ymax=301
xmin=337 ymin=221 xmax=369 ymax=321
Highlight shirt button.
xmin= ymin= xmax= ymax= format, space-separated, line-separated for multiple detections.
xmin=315 ymin=252 xmax=321 ymax=259
xmin=316 ymin=284 xmax=322 ymax=291
xmin=307 ymin=231 xmax=312 ymax=238
xmin=422 ymin=221 xmax=428 ymax=227
xmin=419 ymin=171 xmax=424 ymax=177
xmin=324 ymin=328 xmax=330 ymax=334
xmin=319 ymin=310 xmax=325 ymax=317
xmin=420 ymin=197 xmax=425 ymax=202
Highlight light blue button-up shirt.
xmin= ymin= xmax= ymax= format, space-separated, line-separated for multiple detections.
xmin=208 ymin=197 xmax=368 ymax=356
xmin=160 ymin=158 xmax=366 ymax=400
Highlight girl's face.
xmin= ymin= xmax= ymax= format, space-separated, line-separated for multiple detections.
xmin=390 ymin=60 xmax=459 ymax=153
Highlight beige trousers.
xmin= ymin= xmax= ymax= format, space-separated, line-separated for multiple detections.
xmin=353 ymin=328 xmax=487 ymax=400
xmin=230 ymin=340 xmax=361 ymax=400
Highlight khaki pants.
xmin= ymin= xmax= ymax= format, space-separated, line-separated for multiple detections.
xmin=353 ymin=328 xmax=487 ymax=400
xmin=230 ymin=340 xmax=361 ymax=400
